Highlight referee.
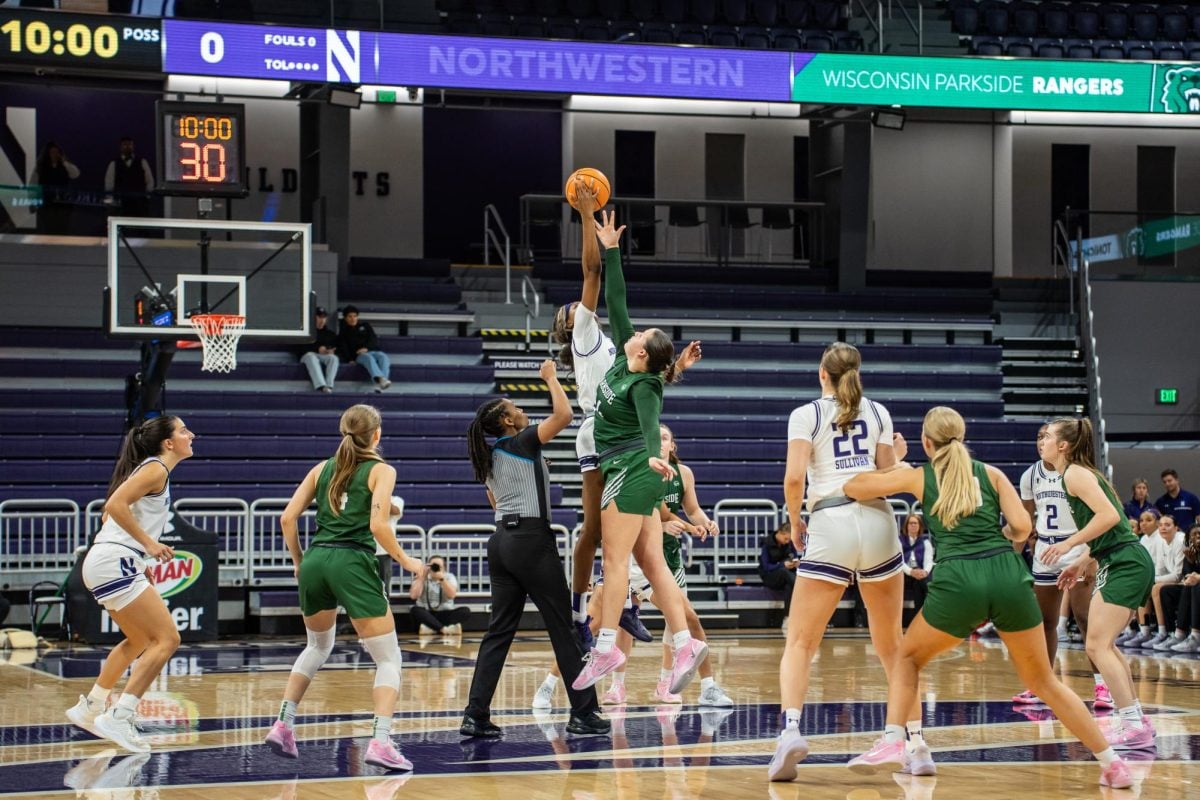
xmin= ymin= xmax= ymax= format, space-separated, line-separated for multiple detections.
xmin=460 ymin=360 xmax=610 ymax=738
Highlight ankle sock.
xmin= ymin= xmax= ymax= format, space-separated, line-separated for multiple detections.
xmin=372 ymin=714 xmax=392 ymax=743
xmin=541 ymin=674 xmax=559 ymax=692
xmin=659 ymin=667 xmax=673 ymax=683
xmin=278 ymin=699 xmax=298 ymax=728
xmin=782 ymin=707 xmax=801 ymax=730
xmin=1118 ymin=705 xmax=1144 ymax=730
xmin=700 ymin=677 xmax=715 ymax=692
xmin=87 ymin=685 xmax=110 ymax=710
xmin=595 ymin=628 xmax=617 ymax=654
xmin=884 ymin=724 xmax=906 ymax=744
xmin=111 ymin=692 xmax=139 ymax=721
xmin=671 ymin=630 xmax=691 ymax=651
xmin=1095 ymin=746 xmax=1118 ymax=767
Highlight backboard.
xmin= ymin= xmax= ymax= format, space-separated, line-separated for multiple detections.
xmin=105 ymin=217 xmax=313 ymax=340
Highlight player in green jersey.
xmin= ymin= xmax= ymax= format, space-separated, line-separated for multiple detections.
xmin=572 ymin=209 xmax=709 ymax=695
xmin=266 ymin=404 xmax=424 ymax=771
xmin=842 ymin=407 xmax=1131 ymax=789
xmin=1039 ymin=417 xmax=1157 ymax=752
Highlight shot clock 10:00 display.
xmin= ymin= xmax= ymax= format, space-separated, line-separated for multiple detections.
xmin=0 ymin=10 xmax=161 ymax=70
xmin=156 ymin=101 xmax=248 ymax=197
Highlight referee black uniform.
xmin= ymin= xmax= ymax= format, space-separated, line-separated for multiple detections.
xmin=461 ymin=425 xmax=606 ymax=736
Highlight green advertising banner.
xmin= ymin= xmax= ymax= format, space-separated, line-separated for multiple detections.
xmin=791 ymin=53 xmax=1200 ymax=114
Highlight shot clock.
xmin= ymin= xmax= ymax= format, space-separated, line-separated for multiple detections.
xmin=155 ymin=101 xmax=248 ymax=197
xmin=0 ymin=10 xmax=161 ymax=71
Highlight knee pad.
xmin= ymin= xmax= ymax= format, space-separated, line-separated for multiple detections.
xmin=292 ymin=626 xmax=335 ymax=679
xmin=362 ymin=632 xmax=402 ymax=691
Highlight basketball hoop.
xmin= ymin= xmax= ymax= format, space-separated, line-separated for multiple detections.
xmin=188 ymin=314 xmax=246 ymax=373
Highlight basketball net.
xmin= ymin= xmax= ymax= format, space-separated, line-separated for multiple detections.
xmin=188 ymin=314 xmax=246 ymax=373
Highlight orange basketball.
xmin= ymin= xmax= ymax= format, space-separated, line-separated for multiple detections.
xmin=564 ymin=167 xmax=611 ymax=210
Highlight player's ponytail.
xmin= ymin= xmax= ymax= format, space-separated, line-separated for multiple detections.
xmin=552 ymin=303 xmax=575 ymax=371
xmin=327 ymin=405 xmax=383 ymax=516
xmin=821 ymin=342 xmax=863 ymax=433
xmin=106 ymin=416 xmax=180 ymax=500
xmin=644 ymin=328 xmax=678 ymax=383
xmin=1049 ymin=416 xmax=1118 ymax=495
xmin=923 ymin=406 xmax=977 ymax=530
xmin=467 ymin=399 xmax=508 ymax=484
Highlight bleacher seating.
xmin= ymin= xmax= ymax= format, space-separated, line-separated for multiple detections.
xmin=958 ymin=0 xmax=1200 ymax=59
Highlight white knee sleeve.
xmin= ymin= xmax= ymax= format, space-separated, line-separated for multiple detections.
xmin=362 ymin=632 xmax=402 ymax=691
xmin=292 ymin=626 xmax=335 ymax=679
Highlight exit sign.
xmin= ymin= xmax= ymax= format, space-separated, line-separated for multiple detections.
xmin=1157 ymin=388 xmax=1179 ymax=405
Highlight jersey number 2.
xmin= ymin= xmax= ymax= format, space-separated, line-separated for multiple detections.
xmin=1045 ymin=505 xmax=1058 ymax=530
xmin=832 ymin=420 xmax=870 ymax=457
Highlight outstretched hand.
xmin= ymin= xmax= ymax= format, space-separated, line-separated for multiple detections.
xmin=594 ymin=209 xmax=626 ymax=250
xmin=539 ymin=359 xmax=560 ymax=384
xmin=676 ymin=340 xmax=703 ymax=371
xmin=574 ymin=176 xmax=599 ymax=216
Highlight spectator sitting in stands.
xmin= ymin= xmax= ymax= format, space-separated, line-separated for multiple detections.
xmin=337 ymin=306 xmax=392 ymax=393
xmin=1134 ymin=508 xmax=1159 ymax=541
xmin=1124 ymin=477 xmax=1154 ymax=523
xmin=759 ymin=522 xmax=800 ymax=630
xmin=899 ymin=513 xmax=934 ymax=615
xmin=1155 ymin=469 xmax=1200 ymax=532
xmin=1137 ymin=514 xmax=1185 ymax=650
xmin=299 ymin=307 xmax=339 ymax=393
xmin=1157 ymin=525 xmax=1200 ymax=653
xmin=409 ymin=555 xmax=470 ymax=635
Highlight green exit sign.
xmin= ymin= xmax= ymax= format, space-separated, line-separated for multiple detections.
xmin=1157 ymin=388 xmax=1179 ymax=405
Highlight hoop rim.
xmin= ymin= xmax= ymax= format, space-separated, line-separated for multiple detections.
xmin=188 ymin=313 xmax=247 ymax=335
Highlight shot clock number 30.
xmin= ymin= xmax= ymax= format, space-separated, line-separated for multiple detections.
xmin=156 ymin=101 xmax=248 ymax=197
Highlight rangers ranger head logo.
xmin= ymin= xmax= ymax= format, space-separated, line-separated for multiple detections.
xmin=1160 ymin=66 xmax=1200 ymax=113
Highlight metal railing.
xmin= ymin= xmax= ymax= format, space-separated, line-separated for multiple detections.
xmin=3 ymin=495 xmax=925 ymax=591
xmin=1077 ymin=252 xmax=1113 ymax=480
xmin=483 ymin=203 xmax=513 ymax=305
xmin=853 ymin=0 xmax=924 ymax=54
xmin=0 ymin=499 xmax=80 ymax=578
xmin=520 ymin=274 xmax=541 ymax=352
xmin=712 ymin=499 xmax=781 ymax=579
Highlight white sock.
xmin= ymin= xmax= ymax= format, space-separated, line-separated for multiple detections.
xmin=595 ymin=628 xmax=617 ymax=654
xmin=783 ymin=707 xmax=801 ymax=730
xmin=1094 ymin=746 xmax=1118 ymax=767
xmin=1118 ymin=705 xmax=1144 ymax=730
xmin=1158 ymin=625 xmax=1167 ymax=635
xmin=623 ymin=591 xmax=633 ymax=610
xmin=671 ymin=630 xmax=692 ymax=651
xmin=1139 ymin=624 xmax=1150 ymax=634
xmin=660 ymin=667 xmax=673 ymax=683
xmin=1133 ymin=700 xmax=1144 ymax=717
xmin=884 ymin=724 xmax=906 ymax=744
xmin=541 ymin=673 xmax=559 ymax=692
xmin=87 ymin=684 xmax=110 ymax=710
xmin=1057 ymin=616 xmax=1069 ymax=631
xmin=111 ymin=692 xmax=139 ymax=721
xmin=372 ymin=714 xmax=392 ymax=742
xmin=906 ymin=719 xmax=924 ymax=746
xmin=612 ymin=671 xmax=626 ymax=687
xmin=700 ymin=677 xmax=715 ymax=692
xmin=278 ymin=699 xmax=298 ymax=728
xmin=1093 ymin=673 xmax=1104 ymax=686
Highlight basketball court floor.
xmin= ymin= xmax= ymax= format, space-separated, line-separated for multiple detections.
xmin=2 ymin=631 xmax=1196 ymax=799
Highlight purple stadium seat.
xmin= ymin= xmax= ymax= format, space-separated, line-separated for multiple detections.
xmin=810 ymin=0 xmax=840 ymax=29
xmin=1011 ymin=1 xmax=1039 ymax=38
xmin=642 ymin=20 xmax=675 ymax=42
xmin=1067 ymin=41 xmax=1095 ymax=59
xmin=1006 ymin=40 xmax=1035 ymax=57
xmin=1157 ymin=43 xmax=1186 ymax=60
xmin=578 ymin=17 xmax=611 ymax=38
xmin=674 ymin=22 xmax=706 ymax=43
xmin=1126 ymin=43 xmax=1154 ymax=60
xmin=953 ymin=3 xmax=980 ymax=35
xmin=1038 ymin=41 xmax=1066 ymax=58
xmin=1160 ymin=5 xmax=1188 ymax=42
xmin=975 ymin=39 xmax=1004 ymax=55
xmin=835 ymin=31 xmax=863 ymax=51
xmin=1070 ymin=2 xmax=1100 ymax=38
xmin=1098 ymin=3 xmax=1128 ymax=39
xmin=980 ymin=1 xmax=1010 ymax=37
xmin=708 ymin=25 xmax=740 ymax=47
xmin=804 ymin=31 xmax=833 ymax=50
xmin=547 ymin=17 xmax=578 ymax=37
xmin=772 ymin=29 xmax=804 ymax=49
xmin=1095 ymin=42 xmax=1125 ymax=59
xmin=741 ymin=26 xmax=773 ymax=48
xmin=783 ymin=0 xmax=810 ymax=28
xmin=1128 ymin=4 xmax=1158 ymax=40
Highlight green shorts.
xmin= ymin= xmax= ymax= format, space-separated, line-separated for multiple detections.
xmin=663 ymin=534 xmax=686 ymax=589
xmin=1094 ymin=542 xmax=1155 ymax=610
xmin=600 ymin=447 xmax=667 ymax=517
xmin=299 ymin=545 xmax=389 ymax=619
xmin=921 ymin=549 xmax=1042 ymax=639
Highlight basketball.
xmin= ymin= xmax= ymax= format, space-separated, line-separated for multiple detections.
xmin=564 ymin=167 xmax=611 ymax=210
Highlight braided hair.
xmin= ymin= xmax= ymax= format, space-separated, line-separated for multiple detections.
xmin=467 ymin=399 xmax=509 ymax=484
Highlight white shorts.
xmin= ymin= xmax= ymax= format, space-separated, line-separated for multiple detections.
xmin=576 ymin=415 xmax=598 ymax=472
xmin=1031 ymin=536 xmax=1087 ymax=587
xmin=82 ymin=542 xmax=153 ymax=612
xmin=596 ymin=556 xmax=653 ymax=602
xmin=797 ymin=499 xmax=902 ymax=586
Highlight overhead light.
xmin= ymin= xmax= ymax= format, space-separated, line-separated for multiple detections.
xmin=871 ymin=109 xmax=906 ymax=130
xmin=327 ymin=87 xmax=363 ymax=109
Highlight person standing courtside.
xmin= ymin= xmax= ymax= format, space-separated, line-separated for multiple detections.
xmin=460 ymin=360 xmax=610 ymax=738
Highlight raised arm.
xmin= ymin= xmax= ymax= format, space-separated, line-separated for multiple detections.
xmin=537 ymin=359 xmax=573 ymax=443
xmin=575 ymin=179 xmax=603 ymax=312
xmin=597 ymin=211 xmax=632 ymax=347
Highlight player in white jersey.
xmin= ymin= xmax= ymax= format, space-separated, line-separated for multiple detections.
xmin=535 ymin=179 xmax=700 ymax=708
xmin=66 ymin=416 xmax=195 ymax=753
xmin=770 ymin=342 xmax=930 ymax=782
xmin=1015 ymin=424 xmax=1114 ymax=709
